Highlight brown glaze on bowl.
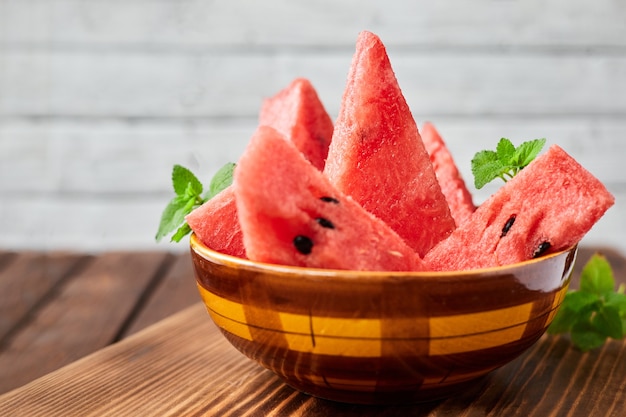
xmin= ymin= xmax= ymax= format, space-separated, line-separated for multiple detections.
xmin=190 ymin=234 xmax=577 ymax=404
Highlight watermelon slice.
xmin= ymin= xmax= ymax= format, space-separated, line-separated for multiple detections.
xmin=421 ymin=122 xmax=475 ymax=226
xmin=424 ymin=145 xmax=615 ymax=271
xmin=185 ymin=186 xmax=245 ymax=258
xmin=324 ymin=31 xmax=456 ymax=257
xmin=187 ymin=78 xmax=334 ymax=257
xmin=234 ymin=125 xmax=426 ymax=271
xmin=259 ymin=77 xmax=334 ymax=170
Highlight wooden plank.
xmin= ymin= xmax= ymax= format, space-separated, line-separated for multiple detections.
xmin=0 ymin=252 xmax=90 ymax=343
xmin=0 ymin=196 xmax=190 ymax=252
xmin=0 ymin=252 xmax=171 ymax=394
xmin=1 ymin=118 xmax=625 ymax=195
xmin=1 ymin=52 xmax=626 ymax=118
xmin=0 ymin=115 xmax=624 ymax=254
xmin=0 ymin=192 xmax=624 ymax=255
xmin=0 ymin=120 xmax=253 ymax=194
xmin=1 ymin=252 xmax=624 ymax=417
xmin=122 ymin=252 xmax=200 ymax=337
xmin=0 ymin=304 xmax=251 ymax=416
xmin=1 ymin=0 xmax=625 ymax=48
xmin=0 ymin=252 xmax=17 ymax=273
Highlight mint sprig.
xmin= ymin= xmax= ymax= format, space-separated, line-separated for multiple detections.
xmin=471 ymin=138 xmax=546 ymax=189
xmin=205 ymin=162 xmax=236 ymax=201
xmin=155 ymin=162 xmax=235 ymax=243
xmin=548 ymin=253 xmax=626 ymax=351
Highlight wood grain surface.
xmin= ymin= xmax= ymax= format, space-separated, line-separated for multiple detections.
xmin=0 ymin=246 xmax=624 ymax=416
xmin=0 ymin=251 xmax=192 ymax=394
xmin=0 ymin=252 xmax=89 ymax=342
xmin=1 ymin=304 xmax=624 ymax=416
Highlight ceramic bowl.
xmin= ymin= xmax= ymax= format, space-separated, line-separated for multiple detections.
xmin=190 ymin=234 xmax=577 ymax=404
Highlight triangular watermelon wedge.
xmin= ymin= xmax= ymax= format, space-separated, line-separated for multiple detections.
xmin=324 ymin=31 xmax=456 ymax=257
xmin=421 ymin=122 xmax=475 ymax=226
xmin=187 ymin=78 xmax=334 ymax=257
xmin=259 ymin=77 xmax=334 ymax=170
xmin=424 ymin=145 xmax=615 ymax=271
xmin=185 ymin=185 xmax=245 ymax=258
xmin=234 ymin=125 xmax=425 ymax=271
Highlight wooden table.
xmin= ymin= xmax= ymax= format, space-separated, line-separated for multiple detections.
xmin=0 ymin=246 xmax=625 ymax=416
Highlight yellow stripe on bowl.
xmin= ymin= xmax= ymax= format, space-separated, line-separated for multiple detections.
xmin=546 ymin=286 xmax=569 ymax=324
xmin=428 ymin=302 xmax=534 ymax=355
xmin=197 ymin=284 xmax=253 ymax=341
xmin=198 ymin=285 xmax=542 ymax=357
xmin=280 ymin=312 xmax=382 ymax=356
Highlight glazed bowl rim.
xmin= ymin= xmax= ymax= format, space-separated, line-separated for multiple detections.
xmin=190 ymin=233 xmax=577 ymax=282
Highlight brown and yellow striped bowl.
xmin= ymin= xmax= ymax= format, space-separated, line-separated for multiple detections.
xmin=190 ymin=234 xmax=577 ymax=404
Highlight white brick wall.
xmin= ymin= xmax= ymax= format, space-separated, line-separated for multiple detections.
xmin=1 ymin=0 xmax=624 ymax=253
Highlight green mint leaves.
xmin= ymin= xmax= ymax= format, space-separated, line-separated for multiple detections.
xmin=471 ymin=138 xmax=546 ymax=189
xmin=155 ymin=162 xmax=235 ymax=243
xmin=205 ymin=162 xmax=236 ymax=201
xmin=548 ymin=253 xmax=626 ymax=351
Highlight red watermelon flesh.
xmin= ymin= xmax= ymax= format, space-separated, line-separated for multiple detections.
xmin=324 ymin=31 xmax=456 ymax=257
xmin=259 ymin=77 xmax=333 ymax=170
xmin=424 ymin=145 xmax=615 ymax=271
xmin=185 ymin=186 xmax=245 ymax=258
xmin=421 ymin=122 xmax=475 ymax=226
xmin=234 ymin=125 xmax=426 ymax=271
xmin=187 ymin=78 xmax=333 ymax=257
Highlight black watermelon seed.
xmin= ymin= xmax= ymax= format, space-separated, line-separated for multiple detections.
xmin=316 ymin=218 xmax=335 ymax=229
xmin=533 ymin=241 xmax=551 ymax=258
xmin=294 ymin=235 xmax=314 ymax=255
xmin=320 ymin=196 xmax=339 ymax=204
xmin=501 ymin=215 xmax=517 ymax=237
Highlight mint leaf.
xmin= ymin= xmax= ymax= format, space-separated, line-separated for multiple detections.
xmin=171 ymin=223 xmax=192 ymax=243
xmin=511 ymin=138 xmax=546 ymax=167
xmin=496 ymin=138 xmax=516 ymax=164
xmin=471 ymin=150 xmax=502 ymax=189
xmin=548 ymin=253 xmax=626 ymax=351
xmin=172 ymin=164 xmax=203 ymax=196
xmin=547 ymin=292 xmax=597 ymax=335
xmin=606 ymin=291 xmax=626 ymax=312
xmin=156 ymin=163 xmax=236 ymax=243
xmin=580 ymin=254 xmax=614 ymax=295
xmin=471 ymin=138 xmax=546 ymax=189
xmin=156 ymin=195 xmax=191 ymax=242
xmin=205 ymin=162 xmax=235 ymax=200
xmin=156 ymin=165 xmax=205 ymax=243
xmin=571 ymin=321 xmax=607 ymax=352
xmin=547 ymin=305 xmax=579 ymax=335
xmin=563 ymin=291 xmax=600 ymax=312
xmin=592 ymin=305 xmax=624 ymax=339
